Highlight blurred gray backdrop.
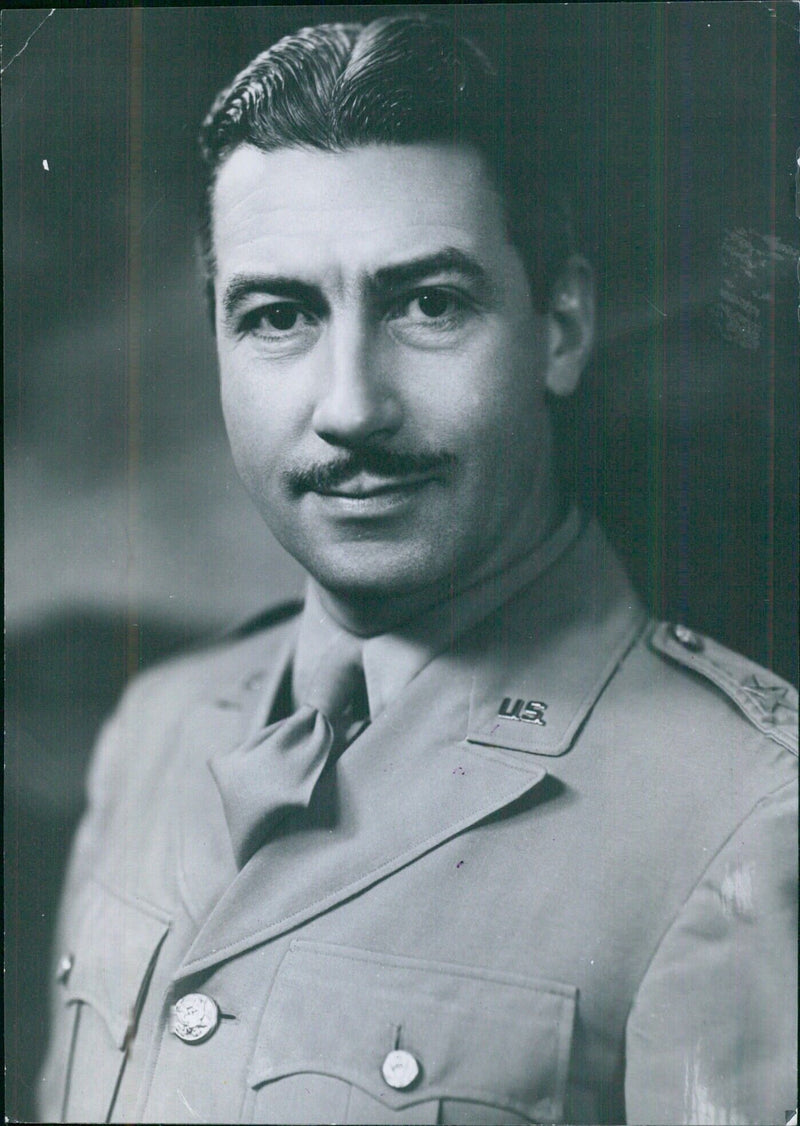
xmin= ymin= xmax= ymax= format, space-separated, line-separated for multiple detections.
xmin=4 ymin=5 xmax=798 ymax=1119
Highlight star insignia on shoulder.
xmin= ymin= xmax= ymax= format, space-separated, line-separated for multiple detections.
xmin=739 ymin=675 xmax=794 ymax=720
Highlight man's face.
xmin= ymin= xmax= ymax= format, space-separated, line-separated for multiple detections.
xmin=212 ymin=143 xmax=562 ymax=624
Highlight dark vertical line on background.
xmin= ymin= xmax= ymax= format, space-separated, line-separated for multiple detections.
xmin=13 ymin=32 xmax=26 ymax=441
xmin=765 ymin=5 xmax=777 ymax=671
xmin=126 ymin=7 xmax=144 ymax=680
xmin=677 ymin=12 xmax=692 ymax=626
xmin=659 ymin=6 xmax=671 ymax=626
xmin=648 ymin=4 xmax=667 ymax=618
xmin=597 ymin=4 xmax=611 ymax=529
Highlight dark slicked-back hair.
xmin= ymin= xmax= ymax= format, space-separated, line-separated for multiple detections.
xmin=199 ymin=15 xmax=574 ymax=314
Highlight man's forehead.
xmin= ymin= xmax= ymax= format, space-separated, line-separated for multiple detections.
xmin=211 ymin=142 xmax=509 ymax=280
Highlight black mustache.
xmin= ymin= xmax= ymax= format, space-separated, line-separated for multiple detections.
xmin=286 ymin=448 xmax=456 ymax=494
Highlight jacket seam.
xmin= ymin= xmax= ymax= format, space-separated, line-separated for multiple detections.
xmin=251 ymin=1065 xmax=555 ymax=1119
xmin=285 ymin=939 xmax=576 ymax=996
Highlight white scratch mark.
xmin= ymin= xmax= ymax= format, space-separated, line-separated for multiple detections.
xmin=644 ymin=296 xmax=667 ymax=318
xmin=1 ymin=10 xmax=56 ymax=75
xmin=176 ymin=1088 xmax=201 ymax=1120
xmin=683 ymin=1041 xmax=740 ymax=1125
xmin=42 ymin=159 xmax=49 ymax=172
xmin=719 ymin=861 xmax=755 ymax=919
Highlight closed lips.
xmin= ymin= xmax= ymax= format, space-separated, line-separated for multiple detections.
xmin=317 ymin=474 xmax=435 ymax=497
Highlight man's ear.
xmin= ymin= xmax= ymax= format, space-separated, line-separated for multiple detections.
xmin=544 ymin=256 xmax=595 ymax=397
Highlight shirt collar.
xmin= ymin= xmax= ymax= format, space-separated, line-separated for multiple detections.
xmin=292 ymin=507 xmax=583 ymax=720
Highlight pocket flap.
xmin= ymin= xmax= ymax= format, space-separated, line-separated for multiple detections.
xmin=249 ymin=940 xmax=576 ymax=1122
xmin=63 ymin=878 xmax=170 ymax=1048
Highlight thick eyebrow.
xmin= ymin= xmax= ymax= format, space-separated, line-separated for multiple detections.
xmin=221 ymin=276 xmax=326 ymax=329
xmin=370 ymin=248 xmax=493 ymax=300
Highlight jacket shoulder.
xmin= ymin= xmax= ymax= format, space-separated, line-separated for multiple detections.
xmin=116 ymin=599 xmax=303 ymax=719
xmin=225 ymin=598 xmax=305 ymax=641
xmin=647 ymin=621 xmax=797 ymax=756
xmin=84 ymin=601 xmax=303 ymax=811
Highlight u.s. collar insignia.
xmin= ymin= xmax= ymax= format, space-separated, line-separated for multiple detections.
xmin=497 ymin=697 xmax=548 ymax=726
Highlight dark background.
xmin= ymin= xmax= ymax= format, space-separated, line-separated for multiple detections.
xmin=4 ymin=5 xmax=798 ymax=1119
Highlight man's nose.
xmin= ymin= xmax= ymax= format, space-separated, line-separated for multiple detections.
xmin=311 ymin=316 xmax=402 ymax=445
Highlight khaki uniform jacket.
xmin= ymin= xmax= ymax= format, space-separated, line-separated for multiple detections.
xmin=39 ymin=523 xmax=797 ymax=1124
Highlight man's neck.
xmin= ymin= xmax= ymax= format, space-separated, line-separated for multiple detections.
xmin=317 ymin=579 xmax=465 ymax=639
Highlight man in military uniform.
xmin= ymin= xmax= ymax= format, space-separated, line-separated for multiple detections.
xmin=40 ymin=16 xmax=797 ymax=1124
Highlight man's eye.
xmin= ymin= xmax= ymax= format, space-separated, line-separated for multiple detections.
xmin=239 ymin=303 xmax=312 ymax=335
xmin=395 ymin=288 xmax=467 ymax=323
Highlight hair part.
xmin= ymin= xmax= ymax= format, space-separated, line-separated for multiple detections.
xmin=198 ymin=15 xmax=574 ymax=320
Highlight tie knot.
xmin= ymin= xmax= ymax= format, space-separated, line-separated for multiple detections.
xmin=300 ymin=637 xmax=369 ymax=726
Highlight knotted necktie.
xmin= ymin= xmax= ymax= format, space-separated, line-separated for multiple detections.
xmin=209 ymin=639 xmax=369 ymax=868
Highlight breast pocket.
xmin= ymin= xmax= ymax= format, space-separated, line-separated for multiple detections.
xmin=245 ymin=940 xmax=576 ymax=1125
xmin=39 ymin=877 xmax=170 ymax=1123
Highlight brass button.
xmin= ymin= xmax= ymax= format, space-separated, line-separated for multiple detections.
xmin=381 ymin=1048 xmax=420 ymax=1090
xmin=671 ymin=623 xmax=704 ymax=652
xmin=169 ymin=993 xmax=220 ymax=1044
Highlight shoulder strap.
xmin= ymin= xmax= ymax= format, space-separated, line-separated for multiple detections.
xmin=649 ymin=622 xmax=797 ymax=755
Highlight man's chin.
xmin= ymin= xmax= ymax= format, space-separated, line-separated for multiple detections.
xmin=312 ymin=557 xmax=453 ymax=604
xmin=296 ymin=544 xmax=465 ymax=632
